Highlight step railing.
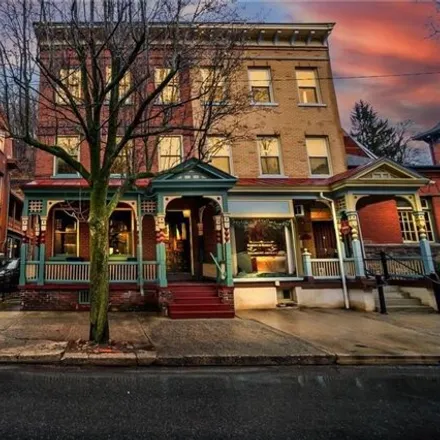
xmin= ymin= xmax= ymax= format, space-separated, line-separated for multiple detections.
xmin=365 ymin=252 xmax=425 ymax=280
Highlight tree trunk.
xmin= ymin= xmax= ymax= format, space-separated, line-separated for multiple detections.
xmin=89 ymin=181 xmax=110 ymax=343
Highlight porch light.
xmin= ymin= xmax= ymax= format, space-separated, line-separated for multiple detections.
xmin=183 ymin=210 xmax=191 ymax=218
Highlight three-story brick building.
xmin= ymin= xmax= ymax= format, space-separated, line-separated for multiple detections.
xmin=20 ymin=23 xmax=435 ymax=315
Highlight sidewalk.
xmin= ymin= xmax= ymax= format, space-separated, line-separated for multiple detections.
xmin=0 ymin=308 xmax=439 ymax=366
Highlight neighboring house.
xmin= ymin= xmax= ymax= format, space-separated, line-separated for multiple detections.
xmin=343 ymin=130 xmax=440 ymax=261
xmin=19 ymin=22 xmax=435 ymax=314
xmin=0 ymin=120 xmax=25 ymax=261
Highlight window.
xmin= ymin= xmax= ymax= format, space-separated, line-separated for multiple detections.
xmin=233 ymin=219 xmax=293 ymax=276
xmin=306 ymin=137 xmax=331 ymax=176
xmin=397 ymin=198 xmax=435 ymax=242
xmin=248 ymin=68 xmax=273 ymax=104
xmin=54 ymin=136 xmax=80 ymax=176
xmin=110 ymin=138 xmax=134 ymax=175
xmin=372 ymin=171 xmax=392 ymax=179
xmin=158 ymin=136 xmax=182 ymax=171
xmin=53 ymin=211 xmax=78 ymax=257
xmin=296 ymin=69 xmax=320 ymax=104
xmin=200 ymin=68 xmax=226 ymax=104
xmin=206 ymin=137 xmax=232 ymax=174
xmin=106 ymin=66 xmax=132 ymax=103
xmin=109 ymin=210 xmax=133 ymax=256
xmin=0 ymin=132 xmax=5 ymax=153
xmin=258 ymin=137 xmax=281 ymax=175
xmin=155 ymin=68 xmax=179 ymax=104
xmin=57 ymin=68 xmax=82 ymax=104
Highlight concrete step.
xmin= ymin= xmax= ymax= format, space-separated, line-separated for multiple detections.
xmin=376 ymin=298 xmax=422 ymax=307
xmin=379 ymin=305 xmax=434 ymax=313
xmin=168 ymin=309 xmax=235 ymax=319
xmin=169 ymin=303 xmax=233 ymax=312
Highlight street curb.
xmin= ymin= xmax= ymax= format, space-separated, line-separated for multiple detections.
xmin=336 ymin=354 xmax=440 ymax=365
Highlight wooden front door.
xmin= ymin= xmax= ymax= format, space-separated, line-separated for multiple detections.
xmin=313 ymin=221 xmax=337 ymax=258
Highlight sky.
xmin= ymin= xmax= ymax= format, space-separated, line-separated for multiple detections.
xmin=237 ymin=0 xmax=440 ymax=137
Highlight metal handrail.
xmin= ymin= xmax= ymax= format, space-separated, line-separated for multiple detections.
xmin=209 ymin=252 xmax=225 ymax=280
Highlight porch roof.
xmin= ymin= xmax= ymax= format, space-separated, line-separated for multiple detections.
xmin=22 ymin=177 xmax=151 ymax=189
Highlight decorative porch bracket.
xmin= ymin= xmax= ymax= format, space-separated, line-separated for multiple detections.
xmin=346 ymin=211 xmax=365 ymax=278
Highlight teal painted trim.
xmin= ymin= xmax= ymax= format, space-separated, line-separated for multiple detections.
xmin=52 ymin=173 xmax=81 ymax=179
xmin=419 ymin=239 xmax=435 ymax=274
xmin=216 ymin=242 xmax=224 ymax=283
xmin=37 ymin=244 xmax=46 ymax=285
xmin=19 ymin=198 xmax=29 ymax=286
xmin=224 ymin=241 xmax=233 ymax=287
xmin=137 ymin=194 xmax=144 ymax=291
xmin=156 ymin=242 xmax=167 ymax=287
xmin=302 ymin=252 xmax=312 ymax=277
xmin=157 ymin=194 xmax=164 ymax=214
xmin=351 ymin=239 xmax=365 ymax=277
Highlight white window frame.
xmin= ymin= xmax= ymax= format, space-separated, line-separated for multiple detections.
xmin=200 ymin=68 xmax=227 ymax=105
xmin=306 ymin=136 xmax=332 ymax=178
xmin=105 ymin=66 xmax=132 ymax=104
xmin=257 ymin=136 xmax=283 ymax=177
xmin=248 ymin=67 xmax=275 ymax=105
xmin=56 ymin=68 xmax=82 ymax=104
xmin=53 ymin=136 xmax=81 ymax=177
xmin=158 ymin=135 xmax=183 ymax=171
xmin=397 ymin=199 xmax=435 ymax=243
xmin=110 ymin=137 xmax=134 ymax=177
xmin=296 ymin=68 xmax=322 ymax=105
xmin=206 ymin=137 xmax=233 ymax=175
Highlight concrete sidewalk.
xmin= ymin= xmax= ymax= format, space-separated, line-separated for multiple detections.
xmin=0 ymin=309 xmax=439 ymax=366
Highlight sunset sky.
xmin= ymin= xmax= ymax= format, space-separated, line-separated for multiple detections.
xmin=238 ymin=0 xmax=440 ymax=136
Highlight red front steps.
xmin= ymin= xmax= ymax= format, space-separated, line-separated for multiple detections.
xmin=167 ymin=283 xmax=235 ymax=319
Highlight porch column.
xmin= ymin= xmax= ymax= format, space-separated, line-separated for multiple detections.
xmin=414 ymin=211 xmax=435 ymax=274
xmin=136 ymin=195 xmax=144 ymax=294
xmin=302 ymin=249 xmax=312 ymax=278
xmin=155 ymin=214 xmax=167 ymax=287
xmin=347 ymin=211 xmax=365 ymax=277
xmin=19 ymin=198 xmax=29 ymax=286
xmin=213 ymin=215 xmax=224 ymax=282
xmin=37 ymin=216 xmax=47 ymax=286
xmin=223 ymin=214 xmax=233 ymax=287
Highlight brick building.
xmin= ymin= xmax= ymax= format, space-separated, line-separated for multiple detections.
xmin=19 ymin=22 xmax=436 ymax=314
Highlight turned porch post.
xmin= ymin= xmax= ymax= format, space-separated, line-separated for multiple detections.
xmin=414 ymin=211 xmax=435 ymax=274
xmin=213 ymin=215 xmax=224 ymax=282
xmin=37 ymin=215 xmax=47 ymax=286
xmin=155 ymin=214 xmax=167 ymax=287
xmin=347 ymin=211 xmax=365 ymax=277
xmin=19 ymin=198 xmax=29 ymax=286
xmin=223 ymin=214 xmax=233 ymax=287
xmin=136 ymin=195 xmax=144 ymax=294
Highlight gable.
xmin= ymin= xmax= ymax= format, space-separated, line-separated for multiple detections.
xmin=353 ymin=159 xmax=426 ymax=182
xmin=359 ymin=166 xmax=409 ymax=180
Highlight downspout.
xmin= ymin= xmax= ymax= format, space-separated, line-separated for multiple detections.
xmin=319 ymin=192 xmax=350 ymax=309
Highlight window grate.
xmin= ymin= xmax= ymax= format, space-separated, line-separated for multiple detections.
xmin=78 ymin=290 xmax=90 ymax=305
xmin=141 ymin=200 xmax=157 ymax=215
xmin=29 ymin=200 xmax=43 ymax=214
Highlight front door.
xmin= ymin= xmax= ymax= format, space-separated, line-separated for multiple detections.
xmin=313 ymin=221 xmax=337 ymax=258
xmin=165 ymin=211 xmax=192 ymax=276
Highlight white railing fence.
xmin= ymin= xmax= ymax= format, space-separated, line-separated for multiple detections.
xmin=343 ymin=259 xmax=356 ymax=278
xmin=25 ymin=262 xmax=39 ymax=282
xmin=310 ymin=258 xmax=340 ymax=279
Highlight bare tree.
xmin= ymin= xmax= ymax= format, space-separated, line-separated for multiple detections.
xmin=0 ymin=0 xmax=250 ymax=343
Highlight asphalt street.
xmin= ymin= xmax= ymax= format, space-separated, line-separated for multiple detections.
xmin=0 ymin=365 xmax=439 ymax=439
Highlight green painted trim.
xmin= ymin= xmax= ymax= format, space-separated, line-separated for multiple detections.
xmin=137 ymin=194 xmax=144 ymax=290
xmin=156 ymin=242 xmax=167 ymax=287
xmin=37 ymin=244 xmax=46 ymax=285
xmin=224 ymin=241 xmax=233 ymax=287
xmin=216 ymin=242 xmax=224 ymax=283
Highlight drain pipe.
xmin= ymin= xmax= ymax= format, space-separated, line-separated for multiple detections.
xmin=319 ymin=192 xmax=350 ymax=309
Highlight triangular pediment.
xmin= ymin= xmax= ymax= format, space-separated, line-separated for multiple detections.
xmin=351 ymin=158 xmax=427 ymax=182
xmin=151 ymin=158 xmax=237 ymax=192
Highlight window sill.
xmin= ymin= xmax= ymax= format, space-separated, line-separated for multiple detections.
xmin=202 ymin=101 xmax=229 ymax=107
xmin=298 ymin=103 xmax=327 ymax=108
xmin=52 ymin=174 xmax=80 ymax=179
xmin=309 ymin=174 xmax=331 ymax=179
xmin=258 ymin=174 xmax=286 ymax=179
xmin=251 ymin=102 xmax=279 ymax=107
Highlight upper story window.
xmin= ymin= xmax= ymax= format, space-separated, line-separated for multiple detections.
xmin=248 ymin=68 xmax=274 ymax=104
xmin=56 ymin=68 xmax=82 ymax=104
xmin=53 ymin=210 xmax=78 ymax=257
xmin=54 ymin=136 xmax=80 ymax=176
xmin=155 ymin=68 xmax=180 ymax=104
xmin=306 ymin=137 xmax=331 ymax=177
xmin=158 ymin=136 xmax=182 ymax=171
xmin=106 ymin=67 xmax=132 ymax=103
xmin=110 ymin=138 xmax=133 ymax=175
xmin=207 ymin=137 xmax=232 ymax=174
xmin=296 ymin=69 xmax=321 ymax=104
xmin=200 ymin=68 xmax=226 ymax=104
xmin=258 ymin=137 xmax=282 ymax=176
xmin=0 ymin=131 xmax=5 ymax=153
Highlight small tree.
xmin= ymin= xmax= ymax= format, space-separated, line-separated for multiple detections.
xmin=0 ymin=0 xmax=250 ymax=343
xmin=350 ymin=100 xmax=415 ymax=164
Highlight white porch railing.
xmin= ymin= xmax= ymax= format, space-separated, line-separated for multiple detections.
xmin=25 ymin=262 xmax=39 ymax=282
xmin=25 ymin=261 xmax=158 ymax=283
xmin=143 ymin=262 xmax=157 ymax=281
xmin=310 ymin=258 xmax=340 ymax=279
xmin=343 ymin=259 xmax=356 ymax=278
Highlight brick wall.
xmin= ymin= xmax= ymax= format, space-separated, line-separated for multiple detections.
xmin=358 ymin=199 xmax=403 ymax=244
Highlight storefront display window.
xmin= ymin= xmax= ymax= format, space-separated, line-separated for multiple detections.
xmin=109 ymin=211 xmax=133 ymax=257
xmin=233 ymin=218 xmax=294 ymax=277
